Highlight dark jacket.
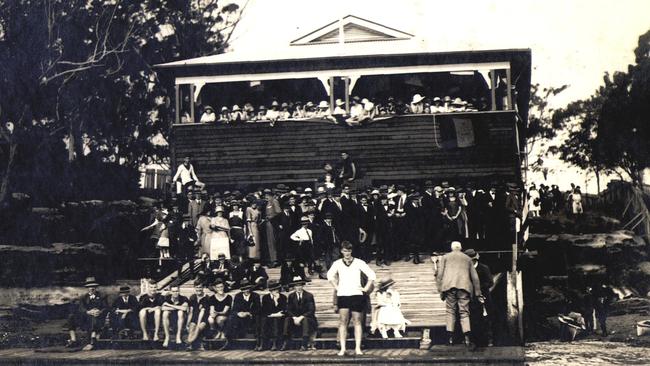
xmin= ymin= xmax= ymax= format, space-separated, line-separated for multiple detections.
xmin=79 ymin=292 xmax=108 ymax=313
xmin=280 ymin=262 xmax=307 ymax=286
xmin=261 ymin=293 xmax=287 ymax=316
xmin=112 ymin=295 xmax=139 ymax=312
xmin=231 ymin=292 xmax=261 ymax=315
xmin=475 ymin=262 xmax=494 ymax=295
xmin=286 ymin=290 xmax=316 ymax=320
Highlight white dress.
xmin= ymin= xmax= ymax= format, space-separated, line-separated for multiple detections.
xmin=209 ymin=216 xmax=231 ymax=260
xmin=528 ymin=189 xmax=541 ymax=212
xmin=376 ymin=289 xmax=410 ymax=330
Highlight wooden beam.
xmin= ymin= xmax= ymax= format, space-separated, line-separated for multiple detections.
xmin=175 ymin=62 xmax=512 ymax=85
xmin=506 ymin=68 xmax=512 ymax=110
xmin=344 ymin=77 xmax=350 ymax=114
xmin=174 ymin=84 xmax=180 ymax=125
xmin=329 ymin=77 xmax=335 ymax=113
xmin=189 ymin=84 xmax=195 ymax=123
xmin=490 ymin=70 xmax=497 ymax=111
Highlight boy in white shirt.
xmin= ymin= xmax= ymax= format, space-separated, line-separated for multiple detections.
xmin=327 ymin=241 xmax=376 ymax=356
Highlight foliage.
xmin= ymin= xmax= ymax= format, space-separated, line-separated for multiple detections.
xmin=0 ymin=0 xmax=240 ymax=204
xmin=526 ymin=83 xmax=568 ymax=172
xmin=553 ymin=30 xmax=650 ymax=184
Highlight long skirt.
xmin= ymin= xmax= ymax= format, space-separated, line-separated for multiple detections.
xmin=248 ymin=223 xmax=261 ymax=259
xmin=209 ymin=232 xmax=231 ymax=260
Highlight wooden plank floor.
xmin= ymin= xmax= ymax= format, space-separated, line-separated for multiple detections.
xmin=1 ymin=346 xmax=525 ymax=365
xmin=177 ymin=259 xmax=446 ymax=330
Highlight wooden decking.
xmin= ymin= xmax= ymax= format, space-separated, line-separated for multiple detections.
xmin=1 ymin=346 xmax=525 ymax=365
xmin=177 ymin=260 xmax=446 ymax=331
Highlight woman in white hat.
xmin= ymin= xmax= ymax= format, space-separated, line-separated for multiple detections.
xmin=370 ymin=278 xmax=410 ymax=338
xmin=209 ymin=206 xmax=231 ymax=260
xmin=315 ymin=100 xmax=332 ymax=119
xmin=409 ymin=94 xmax=425 ymax=114
xmin=230 ymin=105 xmax=247 ymax=122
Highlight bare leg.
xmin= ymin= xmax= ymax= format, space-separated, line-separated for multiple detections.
xmin=351 ymin=311 xmax=363 ymax=355
xmin=139 ymin=309 xmax=149 ymax=340
xmin=338 ymin=309 xmax=350 ymax=356
xmin=153 ymin=309 xmax=161 ymax=341
xmin=162 ymin=311 xmax=171 ymax=347
xmin=176 ymin=312 xmax=185 ymax=344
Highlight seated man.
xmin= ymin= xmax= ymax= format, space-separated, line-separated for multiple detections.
xmin=260 ymin=280 xmax=287 ymax=351
xmin=161 ymin=286 xmax=189 ymax=347
xmin=227 ymin=256 xmax=246 ymax=290
xmin=211 ymin=253 xmax=232 ymax=287
xmin=138 ymin=281 xmax=163 ymax=341
xmin=222 ymin=279 xmax=260 ymax=350
xmin=280 ymin=256 xmax=307 ymax=291
xmin=66 ymin=276 xmax=108 ymax=350
xmin=110 ymin=286 xmax=139 ymax=339
xmin=186 ymin=280 xmax=211 ymax=350
xmin=283 ymin=276 xmax=318 ymax=351
xmin=247 ymin=259 xmax=269 ymax=290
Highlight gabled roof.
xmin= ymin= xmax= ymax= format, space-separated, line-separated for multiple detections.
xmin=290 ymin=15 xmax=413 ymax=45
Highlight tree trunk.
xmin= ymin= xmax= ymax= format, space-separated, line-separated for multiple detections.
xmin=595 ymin=167 xmax=601 ymax=194
xmin=0 ymin=142 xmax=18 ymax=204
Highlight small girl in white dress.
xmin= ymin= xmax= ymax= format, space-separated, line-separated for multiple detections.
xmin=370 ymin=278 xmax=410 ymax=338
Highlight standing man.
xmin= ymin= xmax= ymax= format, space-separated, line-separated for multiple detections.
xmin=337 ymin=152 xmax=357 ymax=186
xmin=264 ymin=188 xmax=282 ymax=267
xmin=284 ymin=276 xmax=318 ymax=351
xmin=370 ymin=190 xmax=391 ymax=266
xmin=594 ymin=283 xmax=616 ymax=336
xmin=161 ymin=286 xmax=189 ymax=348
xmin=290 ymin=216 xmax=315 ymax=273
xmin=391 ymin=185 xmax=409 ymax=261
xmin=65 ymin=277 xmax=108 ymax=350
xmin=356 ymin=194 xmax=375 ymax=262
xmin=319 ymin=212 xmax=342 ymax=274
xmin=188 ymin=190 xmax=205 ymax=227
xmin=436 ymin=241 xmax=482 ymax=349
xmin=465 ymin=249 xmax=494 ymax=347
xmin=327 ymin=241 xmax=376 ymax=356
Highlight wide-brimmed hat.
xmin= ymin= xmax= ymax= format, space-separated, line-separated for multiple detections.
xmin=412 ymin=94 xmax=425 ymax=104
xmin=290 ymin=276 xmax=306 ymax=286
xmin=443 ymin=96 xmax=452 ymax=102
xmin=239 ymin=279 xmax=254 ymax=291
xmin=204 ymin=105 xmax=214 ymax=112
xmin=271 ymin=101 xmax=280 ymax=107
xmin=232 ymin=105 xmax=241 ymax=111
xmin=259 ymin=105 xmax=267 ymax=111
xmin=451 ymin=98 xmax=464 ymax=106
xmin=433 ymin=97 xmax=442 ymax=103
xmin=371 ymin=189 xmax=380 ymax=195
xmin=335 ymin=99 xmax=345 ymax=106
xmin=218 ymin=253 xmax=226 ymax=259
xmin=84 ymin=276 xmax=99 ymax=287
xmin=263 ymin=188 xmax=273 ymax=195
xmin=378 ymin=278 xmax=396 ymax=291
xmin=281 ymin=102 xmax=289 ymax=109
xmin=276 ymin=183 xmax=289 ymax=192
xmin=434 ymin=186 xmax=443 ymax=193
xmin=221 ymin=106 xmax=229 ymax=112
xmin=214 ymin=206 xmax=224 ymax=213
xmin=318 ymin=101 xmax=329 ymax=109
xmin=305 ymin=101 xmax=315 ymax=108
xmin=267 ymin=280 xmax=281 ymax=291
xmin=300 ymin=216 xmax=310 ymax=224
xmin=119 ymin=285 xmax=131 ymax=294
xmin=464 ymin=249 xmax=479 ymax=259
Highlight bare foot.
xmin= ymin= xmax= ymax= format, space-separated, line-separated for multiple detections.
xmin=153 ymin=335 xmax=160 ymax=341
xmin=337 ymin=349 xmax=346 ymax=356
xmin=176 ymin=336 xmax=182 ymax=344
xmin=162 ymin=339 xmax=169 ymax=348
xmin=355 ymin=349 xmax=364 ymax=355
xmin=142 ymin=334 xmax=150 ymax=341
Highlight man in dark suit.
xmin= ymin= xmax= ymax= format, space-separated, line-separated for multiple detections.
xmin=356 ymin=194 xmax=374 ymax=261
xmin=465 ymin=249 xmax=494 ymax=347
xmin=246 ymin=259 xmax=269 ymax=290
xmin=406 ymin=192 xmax=424 ymax=264
xmin=188 ymin=190 xmax=206 ymax=227
xmin=287 ymin=195 xmax=303 ymax=233
xmin=66 ymin=277 xmax=108 ymax=350
xmin=283 ymin=276 xmax=318 ymax=350
xmin=280 ymin=256 xmax=307 ymax=290
xmin=260 ymin=280 xmax=288 ymax=351
xmin=110 ymin=286 xmax=140 ymax=339
xmin=370 ymin=190 xmax=391 ymax=266
xmin=340 ymin=185 xmax=360 ymax=245
xmin=483 ymin=186 xmax=499 ymax=241
xmin=222 ymin=279 xmax=261 ymax=350
xmin=318 ymin=212 xmax=342 ymax=273
xmin=210 ymin=253 xmax=233 ymax=288
xmin=277 ymin=202 xmax=296 ymax=262
xmin=391 ymin=185 xmax=409 ymax=260
xmin=464 ymin=183 xmax=485 ymax=240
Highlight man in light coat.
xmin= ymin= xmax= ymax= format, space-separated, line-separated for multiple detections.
xmin=435 ymin=241 xmax=482 ymax=349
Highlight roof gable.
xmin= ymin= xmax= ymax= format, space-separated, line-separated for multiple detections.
xmin=291 ymin=15 xmax=413 ymax=45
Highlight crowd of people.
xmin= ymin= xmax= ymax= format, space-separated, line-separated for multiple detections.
xmin=159 ymin=154 xmax=523 ymax=281
xmin=527 ymin=183 xmax=584 ymax=218
xmin=187 ymin=94 xmax=485 ymax=126
xmin=67 ymin=239 xmax=496 ymax=354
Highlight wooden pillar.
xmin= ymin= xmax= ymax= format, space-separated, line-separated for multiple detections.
xmin=329 ymin=76 xmax=335 ymax=113
xmin=490 ymin=70 xmax=497 ymax=111
xmin=344 ymin=77 xmax=350 ymax=114
xmin=506 ymin=68 xmax=513 ymax=110
xmin=189 ymin=84 xmax=195 ymax=123
xmin=174 ymin=84 xmax=180 ymax=125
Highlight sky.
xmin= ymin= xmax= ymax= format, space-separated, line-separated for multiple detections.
xmin=226 ymin=0 xmax=650 ymax=192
